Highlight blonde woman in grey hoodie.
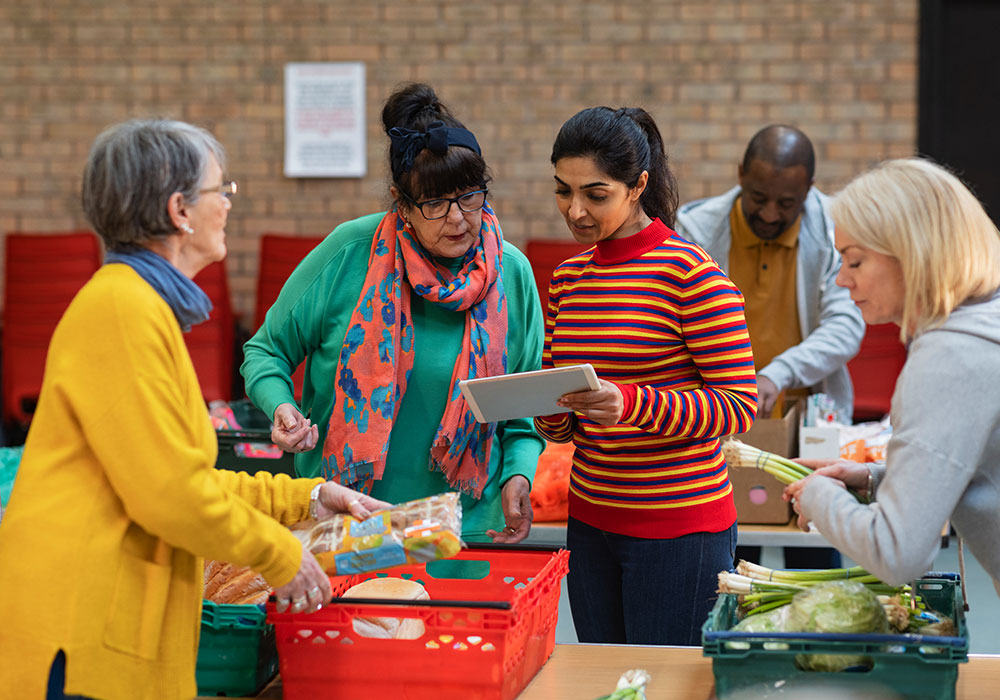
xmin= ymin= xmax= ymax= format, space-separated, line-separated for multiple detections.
xmin=783 ymin=158 xmax=1000 ymax=596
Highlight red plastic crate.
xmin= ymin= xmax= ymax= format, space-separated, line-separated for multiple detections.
xmin=268 ymin=545 xmax=568 ymax=700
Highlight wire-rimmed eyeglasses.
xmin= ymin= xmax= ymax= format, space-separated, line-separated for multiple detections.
xmin=199 ymin=180 xmax=238 ymax=199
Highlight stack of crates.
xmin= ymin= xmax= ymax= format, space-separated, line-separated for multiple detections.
xmin=197 ymin=601 xmax=279 ymax=696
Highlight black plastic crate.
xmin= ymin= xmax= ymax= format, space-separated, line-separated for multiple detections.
xmin=214 ymin=399 xmax=295 ymax=476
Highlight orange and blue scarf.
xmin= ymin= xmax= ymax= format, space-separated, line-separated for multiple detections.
xmin=321 ymin=203 xmax=508 ymax=497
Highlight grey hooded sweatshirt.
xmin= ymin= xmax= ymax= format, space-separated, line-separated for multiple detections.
xmin=799 ymin=290 xmax=1000 ymax=595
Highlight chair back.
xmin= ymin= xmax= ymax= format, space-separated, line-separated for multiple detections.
xmin=2 ymin=231 xmax=103 ymax=426
xmin=524 ymin=239 xmax=591 ymax=310
xmin=253 ymin=234 xmax=326 ymax=400
xmin=847 ymin=323 xmax=907 ymax=421
xmin=254 ymin=234 xmax=326 ymax=330
xmin=186 ymin=260 xmax=235 ymax=402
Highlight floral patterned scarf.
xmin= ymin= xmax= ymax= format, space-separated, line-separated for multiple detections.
xmin=321 ymin=203 xmax=508 ymax=497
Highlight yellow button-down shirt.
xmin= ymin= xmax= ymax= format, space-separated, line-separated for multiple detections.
xmin=728 ymin=197 xmax=806 ymax=410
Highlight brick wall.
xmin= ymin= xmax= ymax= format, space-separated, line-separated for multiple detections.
xmin=0 ymin=0 xmax=918 ymax=321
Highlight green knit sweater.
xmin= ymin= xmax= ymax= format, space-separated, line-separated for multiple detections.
xmin=242 ymin=212 xmax=545 ymax=539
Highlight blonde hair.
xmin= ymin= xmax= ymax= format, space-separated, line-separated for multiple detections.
xmin=831 ymin=158 xmax=1000 ymax=341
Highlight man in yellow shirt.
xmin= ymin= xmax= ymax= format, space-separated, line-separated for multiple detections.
xmin=676 ymin=125 xmax=864 ymax=568
xmin=676 ymin=124 xmax=863 ymax=423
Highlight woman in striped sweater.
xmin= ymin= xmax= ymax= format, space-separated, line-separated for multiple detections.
xmin=535 ymin=107 xmax=758 ymax=645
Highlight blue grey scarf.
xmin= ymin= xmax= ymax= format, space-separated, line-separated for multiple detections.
xmin=104 ymin=248 xmax=213 ymax=332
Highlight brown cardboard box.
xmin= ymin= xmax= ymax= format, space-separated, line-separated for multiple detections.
xmin=727 ymin=400 xmax=800 ymax=524
xmin=739 ymin=399 xmax=800 ymax=459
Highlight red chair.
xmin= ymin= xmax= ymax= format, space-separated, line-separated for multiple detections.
xmin=524 ymin=239 xmax=590 ymax=309
xmin=847 ymin=323 xmax=907 ymax=421
xmin=2 ymin=231 xmax=103 ymax=428
xmin=186 ymin=260 xmax=235 ymax=402
xmin=253 ymin=234 xmax=326 ymax=399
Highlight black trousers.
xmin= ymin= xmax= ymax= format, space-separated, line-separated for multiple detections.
xmin=735 ymin=545 xmax=843 ymax=569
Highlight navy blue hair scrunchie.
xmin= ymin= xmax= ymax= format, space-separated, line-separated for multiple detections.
xmin=388 ymin=120 xmax=482 ymax=178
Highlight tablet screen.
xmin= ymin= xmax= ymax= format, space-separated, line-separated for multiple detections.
xmin=458 ymin=364 xmax=600 ymax=423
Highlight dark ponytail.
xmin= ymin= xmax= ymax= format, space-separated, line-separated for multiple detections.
xmin=381 ymin=82 xmax=490 ymax=201
xmin=550 ymin=106 xmax=678 ymax=227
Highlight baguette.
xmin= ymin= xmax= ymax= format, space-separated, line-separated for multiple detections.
xmin=203 ymin=560 xmax=271 ymax=605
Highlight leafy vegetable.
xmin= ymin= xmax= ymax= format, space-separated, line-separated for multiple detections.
xmin=786 ymin=580 xmax=888 ymax=672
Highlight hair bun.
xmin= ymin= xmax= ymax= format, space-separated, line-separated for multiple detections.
xmin=382 ymin=82 xmax=456 ymax=133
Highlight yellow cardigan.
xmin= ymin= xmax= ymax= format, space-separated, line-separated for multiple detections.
xmin=0 ymin=265 xmax=322 ymax=700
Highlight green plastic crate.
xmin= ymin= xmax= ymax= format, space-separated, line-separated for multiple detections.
xmin=702 ymin=575 xmax=969 ymax=700
xmin=197 ymin=601 xmax=279 ymax=697
xmin=215 ymin=399 xmax=295 ymax=476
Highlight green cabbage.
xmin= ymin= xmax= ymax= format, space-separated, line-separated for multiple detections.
xmin=786 ymin=580 xmax=888 ymax=672
xmin=732 ymin=605 xmax=791 ymax=633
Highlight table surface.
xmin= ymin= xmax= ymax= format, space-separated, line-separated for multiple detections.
xmin=528 ymin=518 xmax=829 ymax=548
xmin=229 ymin=644 xmax=1000 ymax=700
xmin=529 ymin=519 xmax=951 ymax=549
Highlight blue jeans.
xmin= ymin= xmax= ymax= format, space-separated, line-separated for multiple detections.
xmin=566 ymin=517 xmax=737 ymax=646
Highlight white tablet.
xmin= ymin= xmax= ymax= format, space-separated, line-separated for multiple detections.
xmin=458 ymin=364 xmax=600 ymax=423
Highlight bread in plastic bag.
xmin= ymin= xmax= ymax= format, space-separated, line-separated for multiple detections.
xmin=290 ymin=492 xmax=464 ymax=575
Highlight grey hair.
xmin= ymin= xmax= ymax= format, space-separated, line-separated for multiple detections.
xmin=81 ymin=119 xmax=226 ymax=251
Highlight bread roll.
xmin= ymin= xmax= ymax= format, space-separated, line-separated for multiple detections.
xmin=342 ymin=578 xmax=428 ymax=640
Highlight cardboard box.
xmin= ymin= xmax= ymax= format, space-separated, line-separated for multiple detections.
xmin=799 ymin=423 xmax=840 ymax=460
xmin=738 ymin=399 xmax=800 ymax=459
xmin=727 ymin=400 xmax=800 ymax=524
xmin=728 ymin=468 xmax=793 ymax=524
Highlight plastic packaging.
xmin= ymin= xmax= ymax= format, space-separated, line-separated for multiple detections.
xmin=291 ymin=492 xmax=464 ymax=575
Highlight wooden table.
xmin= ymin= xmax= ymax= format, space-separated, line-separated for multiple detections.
xmin=225 ymin=644 xmax=1000 ymax=699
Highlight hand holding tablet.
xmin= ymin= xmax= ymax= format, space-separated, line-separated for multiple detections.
xmin=458 ymin=364 xmax=600 ymax=423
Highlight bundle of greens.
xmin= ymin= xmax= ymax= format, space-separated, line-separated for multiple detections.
xmin=722 ymin=438 xmax=814 ymax=486
xmin=718 ymin=562 xmax=958 ymax=672
xmin=722 ymin=438 xmax=872 ymax=504
xmin=719 ymin=560 xmax=904 ymax=618
xmin=592 ymin=669 xmax=650 ymax=700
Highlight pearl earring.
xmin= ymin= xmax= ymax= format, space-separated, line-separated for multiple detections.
xmin=182 ymin=224 xmax=194 ymax=235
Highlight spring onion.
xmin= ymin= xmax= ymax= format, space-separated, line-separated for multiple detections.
xmin=720 ymin=561 xmax=918 ymax=619
xmin=721 ymin=438 xmax=813 ymax=485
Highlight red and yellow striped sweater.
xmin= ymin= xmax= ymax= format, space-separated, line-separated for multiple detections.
xmin=534 ymin=219 xmax=757 ymax=538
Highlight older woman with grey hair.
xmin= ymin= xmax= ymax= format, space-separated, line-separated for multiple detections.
xmin=0 ymin=119 xmax=387 ymax=700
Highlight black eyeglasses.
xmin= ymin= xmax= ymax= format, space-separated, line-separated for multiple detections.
xmin=401 ymin=189 xmax=488 ymax=220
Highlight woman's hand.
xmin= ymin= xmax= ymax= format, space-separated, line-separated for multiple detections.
xmin=784 ymin=458 xmax=871 ymax=496
xmin=273 ymin=546 xmax=331 ymax=614
xmin=486 ymin=475 xmax=533 ymax=544
xmin=314 ymin=482 xmax=391 ymax=521
xmin=271 ymin=402 xmax=319 ymax=453
xmin=782 ymin=459 xmax=868 ymax=531
xmin=555 ymin=379 xmax=624 ymax=426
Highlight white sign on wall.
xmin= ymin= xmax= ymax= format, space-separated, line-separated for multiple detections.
xmin=284 ymin=62 xmax=366 ymax=178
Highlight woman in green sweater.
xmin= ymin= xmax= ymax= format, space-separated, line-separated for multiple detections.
xmin=242 ymin=83 xmax=545 ymax=543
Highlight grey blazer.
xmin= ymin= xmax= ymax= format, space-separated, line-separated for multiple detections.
xmin=675 ymin=186 xmax=865 ymax=422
